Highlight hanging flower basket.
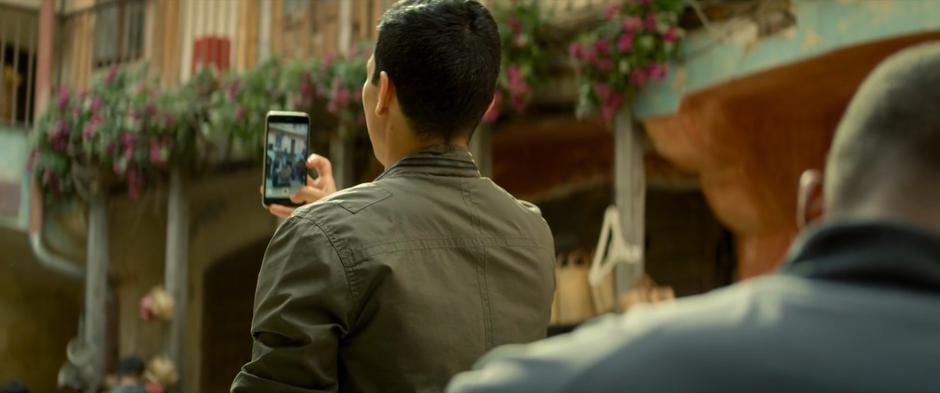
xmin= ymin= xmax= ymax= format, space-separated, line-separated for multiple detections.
xmin=570 ymin=0 xmax=685 ymax=123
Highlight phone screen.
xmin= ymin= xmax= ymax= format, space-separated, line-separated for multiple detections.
xmin=264 ymin=113 xmax=310 ymax=207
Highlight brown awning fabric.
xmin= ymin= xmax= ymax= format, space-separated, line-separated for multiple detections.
xmin=646 ymin=31 xmax=940 ymax=279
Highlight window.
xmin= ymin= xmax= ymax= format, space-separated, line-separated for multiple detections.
xmin=93 ymin=0 xmax=145 ymax=67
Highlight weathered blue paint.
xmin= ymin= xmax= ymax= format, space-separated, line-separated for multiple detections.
xmin=633 ymin=0 xmax=940 ymax=118
xmin=0 ymin=125 xmax=30 ymax=230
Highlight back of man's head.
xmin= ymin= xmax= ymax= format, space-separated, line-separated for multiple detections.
xmin=825 ymin=43 xmax=940 ymax=226
xmin=117 ymin=356 xmax=146 ymax=379
xmin=373 ymin=0 xmax=500 ymax=141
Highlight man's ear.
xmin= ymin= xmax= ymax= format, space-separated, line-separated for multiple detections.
xmin=486 ymin=95 xmax=497 ymax=115
xmin=376 ymin=71 xmax=394 ymax=116
xmin=797 ymin=169 xmax=825 ymax=229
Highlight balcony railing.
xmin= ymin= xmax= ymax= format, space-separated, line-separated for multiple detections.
xmin=0 ymin=3 xmax=38 ymax=127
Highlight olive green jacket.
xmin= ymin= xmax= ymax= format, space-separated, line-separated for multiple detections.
xmin=231 ymin=146 xmax=555 ymax=393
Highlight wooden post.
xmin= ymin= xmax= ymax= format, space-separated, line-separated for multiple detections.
xmin=33 ymin=0 xmax=54 ymax=120
xmin=164 ymin=168 xmax=189 ymax=393
xmin=84 ymin=194 xmax=109 ymax=393
xmin=258 ymin=0 xmax=272 ymax=62
xmin=613 ymin=110 xmax=645 ymax=297
xmin=470 ymin=126 xmax=493 ymax=177
xmin=332 ymin=0 xmax=356 ymax=189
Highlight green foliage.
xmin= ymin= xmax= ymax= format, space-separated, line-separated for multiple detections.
xmin=485 ymin=0 xmax=549 ymax=123
xmin=31 ymin=46 xmax=373 ymax=201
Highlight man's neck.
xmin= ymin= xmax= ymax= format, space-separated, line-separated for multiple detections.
xmin=385 ymin=137 xmax=468 ymax=167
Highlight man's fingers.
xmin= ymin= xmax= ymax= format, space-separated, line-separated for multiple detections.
xmin=269 ymin=204 xmax=295 ymax=218
xmin=290 ymin=186 xmax=328 ymax=204
xmin=307 ymin=154 xmax=334 ymax=180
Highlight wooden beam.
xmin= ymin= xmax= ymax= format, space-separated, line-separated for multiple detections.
xmin=270 ymin=0 xmax=284 ymax=57
xmin=84 ymin=193 xmax=109 ymax=393
xmin=613 ymin=110 xmax=645 ymax=298
xmin=164 ymin=168 xmax=189 ymax=393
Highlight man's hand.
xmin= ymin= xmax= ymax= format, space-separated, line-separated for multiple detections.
xmin=266 ymin=154 xmax=337 ymax=218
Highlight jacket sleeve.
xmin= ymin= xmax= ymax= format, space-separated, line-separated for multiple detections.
xmin=231 ymin=216 xmax=351 ymax=393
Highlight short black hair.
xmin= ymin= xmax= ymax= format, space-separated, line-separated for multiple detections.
xmin=826 ymin=43 xmax=940 ymax=212
xmin=117 ymin=356 xmax=146 ymax=377
xmin=372 ymin=0 xmax=500 ymax=141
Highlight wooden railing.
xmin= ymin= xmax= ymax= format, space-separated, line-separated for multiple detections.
xmin=0 ymin=3 xmax=38 ymax=127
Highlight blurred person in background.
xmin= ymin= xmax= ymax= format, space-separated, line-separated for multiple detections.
xmin=232 ymin=1 xmax=555 ymax=392
xmin=110 ymin=356 xmax=147 ymax=393
xmin=1 ymin=382 xmax=28 ymax=393
xmin=447 ymin=43 xmax=940 ymax=392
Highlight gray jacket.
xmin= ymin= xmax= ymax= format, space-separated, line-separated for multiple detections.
xmin=232 ymin=146 xmax=556 ymax=393
xmin=448 ymin=221 xmax=940 ymax=392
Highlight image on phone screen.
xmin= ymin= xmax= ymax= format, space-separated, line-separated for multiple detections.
xmin=265 ymin=121 xmax=309 ymax=201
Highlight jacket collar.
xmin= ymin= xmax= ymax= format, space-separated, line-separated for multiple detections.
xmin=779 ymin=220 xmax=940 ymax=294
xmin=376 ymin=145 xmax=481 ymax=180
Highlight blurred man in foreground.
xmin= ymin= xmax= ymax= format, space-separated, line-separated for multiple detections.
xmin=232 ymin=1 xmax=555 ymax=392
xmin=448 ymin=43 xmax=940 ymax=392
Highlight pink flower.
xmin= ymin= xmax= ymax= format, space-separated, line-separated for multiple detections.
xmin=140 ymin=295 xmax=155 ymax=321
xmin=594 ymin=38 xmax=611 ymax=55
xmin=150 ymin=140 xmax=167 ymax=165
xmin=145 ymin=102 xmax=157 ymax=118
xmin=636 ymin=0 xmax=653 ymax=6
xmin=594 ymin=58 xmax=615 ymax=72
xmin=569 ymin=42 xmax=585 ymax=60
xmin=83 ymin=116 xmax=100 ymax=140
xmin=644 ymin=14 xmax=658 ymax=32
xmin=662 ymin=28 xmax=679 ymax=43
xmin=90 ymin=96 xmax=104 ymax=112
xmin=629 ymin=68 xmax=648 ymax=88
xmin=507 ymin=64 xmax=522 ymax=83
xmin=226 ymin=80 xmax=241 ymax=100
xmin=163 ymin=113 xmax=176 ymax=129
xmin=121 ymin=132 xmax=136 ymax=149
xmin=507 ymin=16 xmax=523 ymax=35
xmin=618 ymin=33 xmax=634 ymax=52
xmin=335 ymin=86 xmax=350 ymax=106
xmin=105 ymin=66 xmax=119 ymax=85
xmin=593 ymin=82 xmax=612 ymax=101
xmin=648 ymin=63 xmax=669 ymax=80
xmin=606 ymin=4 xmax=622 ymax=20
xmin=57 ymin=86 xmax=70 ymax=109
xmin=623 ymin=16 xmax=643 ymax=34
xmin=483 ymin=90 xmax=502 ymax=123
xmin=235 ymin=106 xmax=247 ymax=121
xmin=322 ymin=53 xmax=337 ymax=68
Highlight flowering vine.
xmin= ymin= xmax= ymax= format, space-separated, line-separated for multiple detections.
xmin=485 ymin=0 xmax=547 ymax=123
xmin=570 ymin=0 xmax=684 ymax=123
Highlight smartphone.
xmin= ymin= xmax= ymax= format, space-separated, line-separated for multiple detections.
xmin=262 ymin=111 xmax=311 ymax=208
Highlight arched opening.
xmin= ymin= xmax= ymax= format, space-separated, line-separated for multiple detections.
xmin=200 ymin=239 xmax=268 ymax=393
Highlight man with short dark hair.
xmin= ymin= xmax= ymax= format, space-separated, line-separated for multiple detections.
xmin=447 ymin=43 xmax=940 ymax=392
xmin=232 ymin=1 xmax=555 ymax=392
xmin=110 ymin=357 xmax=146 ymax=393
